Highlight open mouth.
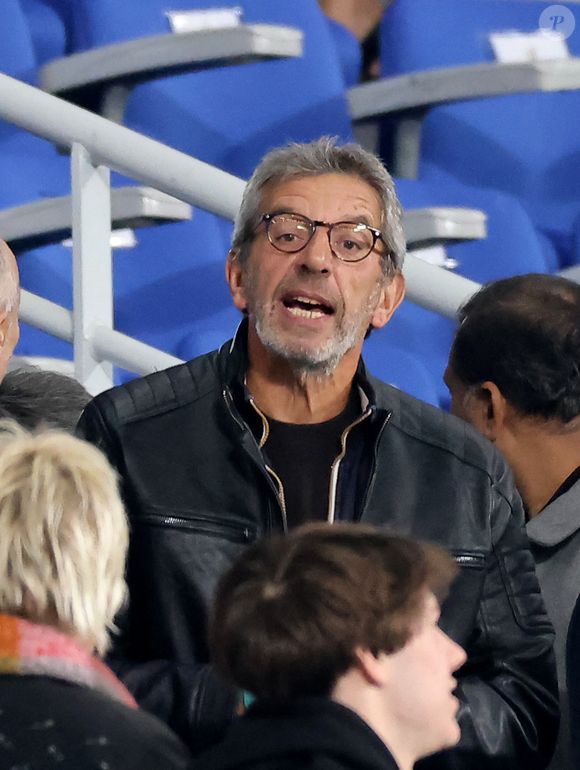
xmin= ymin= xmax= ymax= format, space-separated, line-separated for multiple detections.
xmin=282 ymin=293 xmax=335 ymax=319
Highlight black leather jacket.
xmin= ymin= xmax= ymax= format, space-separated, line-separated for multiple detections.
xmin=77 ymin=324 xmax=558 ymax=769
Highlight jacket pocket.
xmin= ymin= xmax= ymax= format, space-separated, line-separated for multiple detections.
xmin=139 ymin=509 xmax=256 ymax=544
xmin=452 ymin=551 xmax=486 ymax=570
xmin=441 ymin=551 xmax=487 ymax=644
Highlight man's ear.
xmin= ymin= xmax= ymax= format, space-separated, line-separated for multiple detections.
xmin=226 ymin=249 xmax=248 ymax=313
xmin=468 ymin=381 xmax=508 ymax=442
xmin=354 ymin=647 xmax=390 ymax=688
xmin=0 ymin=310 xmax=9 ymax=349
xmin=0 ymin=310 xmax=19 ymax=381
xmin=370 ymin=272 xmax=405 ymax=330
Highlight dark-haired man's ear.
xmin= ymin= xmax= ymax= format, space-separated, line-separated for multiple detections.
xmin=476 ymin=381 xmax=508 ymax=442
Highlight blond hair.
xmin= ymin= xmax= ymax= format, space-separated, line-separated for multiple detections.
xmin=0 ymin=422 xmax=128 ymax=655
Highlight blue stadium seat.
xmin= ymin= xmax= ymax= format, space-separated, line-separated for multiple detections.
xmin=363 ymin=331 xmax=441 ymax=407
xmin=0 ymin=1 xmax=74 ymax=359
xmin=20 ymin=0 xmax=68 ymax=66
xmin=59 ymin=0 xmax=353 ymax=176
xmin=391 ymin=175 xmax=553 ymax=406
xmin=380 ymin=0 xmax=580 ymax=267
xmin=325 ymin=17 xmax=362 ymax=88
xmin=9 ymin=0 xmax=234 ymax=362
xmin=396 ymin=175 xmax=555 ymax=282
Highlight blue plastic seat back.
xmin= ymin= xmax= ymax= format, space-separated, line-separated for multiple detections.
xmin=113 ymin=213 xmax=233 ymax=353
xmin=363 ymin=331 xmax=442 ymax=407
xmin=17 ymin=210 xmax=233 ymax=360
xmin=20 ymin=0 xmax=68 ymax=65
xmin=0 ymin=2 xmax=73 ymax=361
xmin=325 ymin=17 xmax=362 ymax=88
xmin=391 ymin=174 xmax=553 ymax=406
xmin=59 ymin=0 xmax=353 ymax=177
xmin=396 ymin=174 xmax=554 ymax=281
xmin=380 ymin=0 xmax=580 ymax=267
xmin=0 ymin=0 xmax=43 ymax=147
xmin=0 ymin=0 xmax=69 ymax=190
xmin=7 ymin=0 xmax=235 ymax=361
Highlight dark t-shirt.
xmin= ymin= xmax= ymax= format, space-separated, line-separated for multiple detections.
xmin=263 ymin=390 xmax=360 ymax=528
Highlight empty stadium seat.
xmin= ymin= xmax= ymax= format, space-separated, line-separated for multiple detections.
xmin=363 ymin=331 xmax=441 ymax=407
xmin=379 ymin=0 xmax=580 ymax=267
xmin=54 ymin=0 xmax=352 ymax=176
xmin=392 ymin=175 xmax=553 ymax=406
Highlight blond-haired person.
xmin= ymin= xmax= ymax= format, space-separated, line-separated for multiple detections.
xmin=0 ymin=424 xmax=191 ymax=770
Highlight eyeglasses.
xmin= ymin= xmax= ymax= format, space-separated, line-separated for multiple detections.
xmin=260 ymin=212 xmax=386 ymax=263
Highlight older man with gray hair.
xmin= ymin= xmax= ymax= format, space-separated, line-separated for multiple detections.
xmin=79 ymin=137 xmax=558 ymax=769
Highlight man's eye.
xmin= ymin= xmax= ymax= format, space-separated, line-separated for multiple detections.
xmin=341 ymin=239 xmax=362 ymax=251
xmin=279 ymin=232 xmax=297 ymax=242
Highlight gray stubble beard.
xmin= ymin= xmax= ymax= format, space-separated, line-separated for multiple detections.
xmin=249 ymin=279 xmax=384 ymax=378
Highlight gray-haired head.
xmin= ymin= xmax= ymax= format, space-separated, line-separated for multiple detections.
xmin=231 ymin=137 xmax=406 ymax=277
xmin=0 ymin=367 xmax=91 ymax=434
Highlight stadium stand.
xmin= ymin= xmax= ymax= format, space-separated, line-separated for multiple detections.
xmin=1 ymin=0 xmax=571 ymax=404
xmin=375 ymin=0 xmax=580 ymax=269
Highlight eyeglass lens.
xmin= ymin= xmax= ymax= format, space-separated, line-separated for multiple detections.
xmin=267 ymin=214 xmax=375 ymax=261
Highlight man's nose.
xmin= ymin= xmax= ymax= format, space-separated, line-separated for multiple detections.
xmin=297 ymin=226 xmax=333 ymax=273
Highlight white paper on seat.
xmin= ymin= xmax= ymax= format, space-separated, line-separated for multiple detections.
xmin=408 ymin=245 xmax=458 ymax=271
xmin=62 ymin=228 xmax=138 ymax=250
xmin=490 ymin=31 xmax=569 ymax=63
xmin=166 ymin=7 xmax=243 ymax=34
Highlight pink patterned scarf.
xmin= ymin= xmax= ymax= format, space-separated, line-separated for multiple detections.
xmin=0 ymin=613 xmax=137 ymax=708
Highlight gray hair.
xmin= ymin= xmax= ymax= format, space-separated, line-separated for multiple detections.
xmin=0 ymin=367 xmax=91 ymax=433
xmin=231 ymin=137 xmax=406 ymax=276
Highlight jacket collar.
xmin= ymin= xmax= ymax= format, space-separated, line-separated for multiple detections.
xmin=526 ymin=477 xmax=580 ymax=547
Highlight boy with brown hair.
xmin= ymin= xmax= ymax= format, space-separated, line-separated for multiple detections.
xmin=196 ymin=523 xmax=465 ymax=770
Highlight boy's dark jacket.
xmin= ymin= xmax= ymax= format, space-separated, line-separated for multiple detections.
xmin=194 ymin=698 xmax=400 ymax=770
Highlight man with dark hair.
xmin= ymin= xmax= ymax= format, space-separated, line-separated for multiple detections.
xmin=78 ymin=137 xmax=558 ymax=768
xmin=197 ymin=523 xmax=466 ymax=770
xmin=445 ymin=272 xmax=580 ymax=769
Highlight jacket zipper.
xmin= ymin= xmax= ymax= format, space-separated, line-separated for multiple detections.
xmin=140 ymin=513 xmax=254 ymax=542
xmin=327 ymin=408 xmax=372 ymax=523
xmin=453 ymin=553 xmax=486 ymax=569
xmin=359 ymin=411 xmax=392 ymax=519
xmin=223 ymin=387 xmax=288 ymax=533
xmin=248 ymin=395 xmax=289 ymax=533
